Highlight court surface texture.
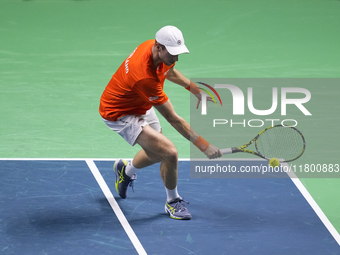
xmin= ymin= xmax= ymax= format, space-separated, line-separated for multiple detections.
xmin=1 ymin=159 xmax=339 ymax=255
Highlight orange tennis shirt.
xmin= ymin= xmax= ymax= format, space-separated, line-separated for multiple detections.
xmin=99 ymin=39 xmax=174 ymax=121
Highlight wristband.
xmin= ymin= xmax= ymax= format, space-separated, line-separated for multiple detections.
xmin=185 ymin=81 xmax=201 ymax=95
xmin=193 ymin=136 xmax=210 ymax=152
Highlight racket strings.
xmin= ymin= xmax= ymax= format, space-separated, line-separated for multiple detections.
xmin=256 ymin=126 xmax=305 ymax=161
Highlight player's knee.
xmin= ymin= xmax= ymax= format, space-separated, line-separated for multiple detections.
xmin=165 ymin=145 xmax=178 ymax=162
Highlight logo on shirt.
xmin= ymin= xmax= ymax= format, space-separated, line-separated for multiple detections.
xmin=125 ymin=47 xmax=137 ymax=74
xmin=149 ymin=96 xmax=159 ymax=101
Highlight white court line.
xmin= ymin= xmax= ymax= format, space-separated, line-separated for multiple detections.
xmin=284 ymin=163 xmax=340 ymax=246
xmin=85 ymin=159 xmax=147 ymax=255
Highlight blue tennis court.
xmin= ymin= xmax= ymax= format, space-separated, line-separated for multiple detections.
xmin=1 ymin=159 xmax=339 ymax=255
xmin=1 ymin=1 xmax=340 ymax=254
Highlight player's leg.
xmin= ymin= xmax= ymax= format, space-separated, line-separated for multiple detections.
xmin=135 ymin=125 xmax=178 ymax=190
xmin=125 ymin=107 xmax=163 ymax=175
xmin=102 ymin=115 xmax=148 ymax=199
xmin=108 ymin=108 xmax=175 ymax=198
xmin=130 ymin=146 xmax=161 ymax=169
xmin=103 ymin=110 xmax=191 ymax=219
xmin=116 ymin=125 xmax=178 ymax=199
xmin=136 ymin=126 xmax=191 ymax=220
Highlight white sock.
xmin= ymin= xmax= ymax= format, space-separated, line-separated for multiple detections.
xmin=165 ymin=187 xmax=180 ymax=202
xmin=125 ymin=161 xmax=139 ymax=177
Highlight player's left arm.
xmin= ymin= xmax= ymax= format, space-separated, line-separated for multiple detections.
xmin=166 ymin=67 xmax=191 ymax=88
xmin=166 ymin=67 xmax=213 ymax=108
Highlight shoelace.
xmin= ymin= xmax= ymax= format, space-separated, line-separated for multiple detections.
xmin=127 ymin=174 xmax=137 ymax=192
xmin=128 ymin=178 xmax=135 ymax=192
xmin=173 ymin=198 xmax=189 ymax=212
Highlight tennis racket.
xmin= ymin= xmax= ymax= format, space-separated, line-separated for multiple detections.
xmin=220 ymin=124 xmax=306 ymax=162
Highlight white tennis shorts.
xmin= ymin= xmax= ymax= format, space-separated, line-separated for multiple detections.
xmin=102 ymin=107 xmax=161 ymax=146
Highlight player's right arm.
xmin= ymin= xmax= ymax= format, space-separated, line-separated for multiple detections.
xmin=154 ymin=99 xmax=222 ymax=159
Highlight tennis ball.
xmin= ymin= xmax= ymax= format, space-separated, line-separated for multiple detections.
xmin=269 ymin=158 xmax=280 ymax=167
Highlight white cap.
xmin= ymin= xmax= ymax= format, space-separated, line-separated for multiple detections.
xmin=155 ymin=26 xmax=189 ymax=55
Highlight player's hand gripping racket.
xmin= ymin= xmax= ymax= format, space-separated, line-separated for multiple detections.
xmin=220 ymin=125 xmax=306 ymax=162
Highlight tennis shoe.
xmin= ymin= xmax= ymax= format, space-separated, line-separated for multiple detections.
xmin=165 ymin=197 xmax=191 ymax=220
xmin=113 ymin=159 xmax=136 ymax=199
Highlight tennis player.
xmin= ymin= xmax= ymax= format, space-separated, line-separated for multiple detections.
xmin=99 ymin=25 xmax=222 ymax=220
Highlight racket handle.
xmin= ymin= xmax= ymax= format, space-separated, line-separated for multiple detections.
xmin=221 ymin=148 xmax=232 ymax=155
